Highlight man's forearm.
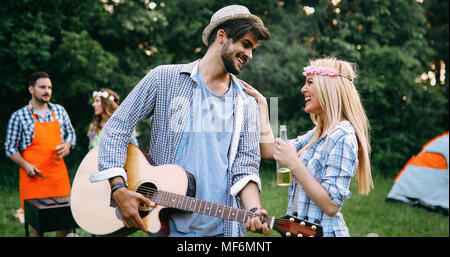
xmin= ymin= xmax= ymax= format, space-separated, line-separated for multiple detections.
xmin=238 ymin=181 xmax=263 ymax=211
xmin=9 ymin=152 xmax=28 ymax=169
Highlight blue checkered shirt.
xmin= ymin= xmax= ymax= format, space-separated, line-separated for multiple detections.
xmin=4 ymin=101 xmax=76 ymax=157
xmin=90 ymin=60 xmax=261 ymax=237
xmin=287 ymin=120 xmax=358 ymax=237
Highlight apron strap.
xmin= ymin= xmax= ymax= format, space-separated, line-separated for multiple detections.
xmin=27 ymin=104 xmax=38 ymax=122
xmin=28 ymin=104 xmax=56 ymax=122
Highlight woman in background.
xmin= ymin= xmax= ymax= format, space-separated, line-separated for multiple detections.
xmin=88 ymin=88 xmax=137 ymax=150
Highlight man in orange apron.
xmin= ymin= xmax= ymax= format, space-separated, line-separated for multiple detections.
xmin=4 ymin=72 xmax=76 ymax=237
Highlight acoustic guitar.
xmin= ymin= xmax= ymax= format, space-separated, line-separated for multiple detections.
xmin=70 ymin=144 xmax=322 ymax=237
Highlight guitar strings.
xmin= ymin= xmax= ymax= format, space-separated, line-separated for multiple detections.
xmin=135 ymin=185 xmax=316 ymax=236
xmin=136 ymin=185 xmax=266 ymax=220
xmin=135 ymin=185 xmax=315 ymax=229
xmin=133 ymin=184 xmax=317 ymax=231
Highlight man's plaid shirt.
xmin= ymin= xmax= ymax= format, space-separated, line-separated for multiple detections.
xmin=4 ymin=102 xmax=76 ymax=157
xmin=90 ymin=60 xmax=261 ymax=237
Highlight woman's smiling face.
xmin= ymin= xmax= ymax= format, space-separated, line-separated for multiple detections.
xmin=301 ymin=76 xmax=325 ymax=116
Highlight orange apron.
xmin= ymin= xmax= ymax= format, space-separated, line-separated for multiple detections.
xmin=19 ymin=105 xmax=71 ymax=209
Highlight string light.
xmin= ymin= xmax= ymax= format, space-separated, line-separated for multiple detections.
xmin=421 ymin=72 xmax=428 ymax=81
xmin=303 ymin=6 xmax=315 ymax=15
xmin=428 ymin=71 xmax=436 ymax=86
xmin=440 ymin=60 xmax=446 ymax=85
xmin=104 ymin=5 xmax=113 ymax=14
xmin=148 ymin=1 xmax=157 ymax=9
xmin=332 ymin=0 xmax=341 ymax=6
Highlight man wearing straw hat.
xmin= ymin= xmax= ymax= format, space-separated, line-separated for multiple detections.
xmin=90 ymin=5 xmax=271 ymax=237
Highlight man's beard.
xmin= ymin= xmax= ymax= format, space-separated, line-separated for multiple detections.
xmin=221 ymin=41 xmax=240 ymax=75
xmin=35 ymin=95 xmax=50 ymax=104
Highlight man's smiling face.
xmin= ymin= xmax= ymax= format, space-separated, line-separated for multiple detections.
xmin=221 ymin=32 xmax=258 ymax=75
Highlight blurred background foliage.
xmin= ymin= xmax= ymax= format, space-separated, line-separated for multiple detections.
xmin=0 ymin=0 xmax=448 ymax=186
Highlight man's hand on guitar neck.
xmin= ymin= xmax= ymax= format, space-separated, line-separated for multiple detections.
xmin=240 ymin=182 xmax=270 ymax=235
xmin=245 ymin=208 xmax=270 ymax=234
xmin=109 ymin=176 xmax=155 ymax=232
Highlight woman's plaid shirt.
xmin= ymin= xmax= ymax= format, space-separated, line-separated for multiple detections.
xmin=287 ymin=120 xmax=359 ymax=237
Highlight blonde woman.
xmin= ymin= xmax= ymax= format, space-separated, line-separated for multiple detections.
xmin=88 ymin=88 xmax=138 ymax=150
xmin=242 ymin=57 xmax=373 ymax=237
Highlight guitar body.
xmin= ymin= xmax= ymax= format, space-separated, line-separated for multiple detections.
xmin=70 ymin=144 xmax=196 ymax=236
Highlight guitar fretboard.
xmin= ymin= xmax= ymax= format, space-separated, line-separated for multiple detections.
xmin=151 ymin=190 xmax=273 ymax=225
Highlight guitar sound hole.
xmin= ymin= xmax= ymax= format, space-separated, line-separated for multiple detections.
xmin=137 ymin=182 xmax=157 ymax=202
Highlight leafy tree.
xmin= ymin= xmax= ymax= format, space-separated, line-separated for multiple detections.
xmin=237 ymin=0 xmax=448 ymax=175
xmin=0 ymin=0 xmax=447 ymax=185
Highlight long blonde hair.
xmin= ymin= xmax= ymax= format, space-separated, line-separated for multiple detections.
xmin=301 ymin=57 xmax=373 ymax=194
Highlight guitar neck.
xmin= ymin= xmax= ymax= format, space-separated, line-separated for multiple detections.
xmin=152 ymin=190 xmax=274 ymax=227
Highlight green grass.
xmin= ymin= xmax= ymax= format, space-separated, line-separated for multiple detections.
xmin=0 ymin=168 xmax=447 ymax=237
xmin=247 ymin=170 xmax=449 ymax=237
xmin=341 ymin=174 xmax=449 ymax=237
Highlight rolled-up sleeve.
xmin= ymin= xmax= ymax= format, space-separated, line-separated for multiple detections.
xmin=230 ymin=97 xmax=261 ymax=196
xmin=321 ymin=134 xmax=358 ymax=207
xmin=60 ymin=106 xmax=77 ymax=149
xmin=4 ymin=112 xmax=21 ymax=157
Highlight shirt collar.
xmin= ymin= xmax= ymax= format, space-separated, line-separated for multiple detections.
xmin=179 ymin=59 xmax=246 ymax=98
xmin=28 ymin=100 xmax=54 ymax=112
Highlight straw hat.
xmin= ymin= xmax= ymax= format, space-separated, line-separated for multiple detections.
xmin=202 ymin=5 xmax=264 ymax=46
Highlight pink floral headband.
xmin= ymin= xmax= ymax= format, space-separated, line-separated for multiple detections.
xmin=302 ymin=66 xmax=352 ymax=81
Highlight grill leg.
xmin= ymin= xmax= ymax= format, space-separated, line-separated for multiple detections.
xmin=25 ymin=221 xmax=29 ymax=237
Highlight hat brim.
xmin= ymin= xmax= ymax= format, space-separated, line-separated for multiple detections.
xmin=202 ymin=13 xmax=263 ymax=46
